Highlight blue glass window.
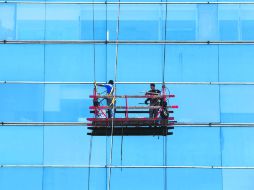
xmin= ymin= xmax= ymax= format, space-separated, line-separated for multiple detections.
xmin=220 ymin=86 xmax=254 ymax=122
xmin=0 ymin=168 xmax=43 ymax=190
xmin=0 ymin=4 xmax=16 ymax=40
xmin=0 ymin=84 xmax=44 ymax=122
xmin=0 ymin=127 xmax=43 ymax=164
xmin=0 ymin=45 xmax=44 ymax=81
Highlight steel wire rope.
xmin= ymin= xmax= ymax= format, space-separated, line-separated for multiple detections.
xmin=162 ymin=1 xmax=168 ymax=189
xmin=105 ymin=2 xmax=110 ymax=188
xmin=217 ymin=44 xmax=224 ymax=190
xmin=87 ymin=1 xmax=96 ymax=189
xmin=107 ymin=0 xmax=121 ymax=190
xmin=41 ymin=1 xmax=47 ymax=189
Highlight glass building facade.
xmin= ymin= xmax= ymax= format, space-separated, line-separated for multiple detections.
xmin=1 ymin=1 xmax=254 ymax=190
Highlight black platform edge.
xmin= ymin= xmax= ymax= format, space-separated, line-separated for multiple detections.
xmin=87 ymin=127 xmax=174 ymax=136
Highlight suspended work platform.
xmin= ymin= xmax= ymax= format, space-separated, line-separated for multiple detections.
xmin=88 ymin=126 xmax=174 ymax=136
xmin=87 ymin=84 xmax=178 ymax=136
xmin=87 ymin=118 xmax=176 ymax=136
xmin=87 ymin=118 xmax=175 ymax=126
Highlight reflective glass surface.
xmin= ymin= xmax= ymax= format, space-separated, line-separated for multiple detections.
xmin=0 ymin=84 xmax=44 ymax=122
xmin=1 ymin=1 xmax=254 ymax=190
xmin=0 ymin=127 xmax=43 ymax=164
xmin=168 ymin=127 xmax=221 ymax=166
xmin=45 ymin=45 xmax=106 ymax=82
xmin=0 ymin=168 xmax=43 ymax=190
xmin=43 ymin=84 xmax=89 ymax=122
xmin=0 ymin=4 xmax=16 ymax=40
xmin=167 ymin=169 xmax=223 ymax=190
xmin=111 ymin=169 xmax=164 ymax=190
xmin=43 ymin=168 xmax=106 ymax=190
xmin=222 ymin=169 xmax=254 ymax=190
xmin=165 ymin=45 xmax=219 ymax=82
xmin=222 ymin=128 xmax=254 ymax=166
xmin=219 ymin=45 xmax=254 ymax=82
xmin=220 ymin=86 xmax=254 ymax=122
xmin=0 ymin=45 xmax=44 ymax=81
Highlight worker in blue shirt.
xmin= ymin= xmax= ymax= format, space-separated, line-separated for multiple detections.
xmin=98 ymin=80 xmax=114 ymax=118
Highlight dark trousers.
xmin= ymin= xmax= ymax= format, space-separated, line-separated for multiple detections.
xmin=149 ymin=109 xmax=159 ymax=118
xmin=107 ymin=98 xmax=114 ymax=118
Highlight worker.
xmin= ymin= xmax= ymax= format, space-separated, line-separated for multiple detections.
xmin=98 ymin=80 xmax=115 ymax=118
xmin=144 ymin=83 xmax=161 ymax=118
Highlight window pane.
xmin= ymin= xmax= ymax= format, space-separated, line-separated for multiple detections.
xmin=223 ymin=169 xmax=254 ymax=190
xmin=44 ymin=84 xmax=91 ymax=122
xmin=16 ymin=4 xmax=45 ymax=40
xmin=0 ymin=44 xmax=44 ymax=81
xmin=45 ymin=5 xmax=106 ymax=40
xmin=111 ymin=169 xmax=164 ymax=190
xmin=168 ymin=169 xmax=222 ymax=190
xmin=44 ymin=168 xmax=106 ymax=190
xmin=0 ymin=4 xmax=16 ymax=40
xmin=116 ymin=5 xmax=164 ymax=40
xmin=168 ymin=127 xmax=221 ymax=166
xmin=197 ymin=5 xmax=219 ymax=40
xmin=0 ymin=168 xmax=43 ymax=190
xmin=167 ymin=5 xmax=196 ymax=40
xmin=220 ymin=86 xmax=254 ymax=122
xmin=171 ymin=85 xmax=220 ymax=122
xmin=222 ymin=128 xmax=254 ymax=166
xmin=241 ymin=5 xmax=254 ymax=40
xmin=0 ymin=84 xmax=44 ymax=122
xmin=45 ymin=45 xmax=106 ymax=82
xmin=168 ymin=5 xmax=218 ymax=41
xmin=0 ymin=127 xmax=43 ymax=164
xmin=165 ymin=45 xmax=219 ymax=82
xmin=44 ymin=126 xmax=107 ymax=165
xmin=219 ymin=5 xmax=240 ymax=41
xmin=219 ymin=45 xmax=254 ymax=82
xmin=117 ymin=45 xmax=163 ymax=82
xmin=110 ymin=136 xmax=164 ymax=166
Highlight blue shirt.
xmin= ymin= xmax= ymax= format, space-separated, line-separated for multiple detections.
xmin=103 ymin=84 xmax=114 ymax=94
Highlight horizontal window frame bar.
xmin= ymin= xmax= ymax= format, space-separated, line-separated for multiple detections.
xmin=1 ymin=81 xmax=254 ymax=85
xmin=2 ymin=40 xmax=254 ymax=45
xmin=1 ymin=165 xmax=254 ymax=169
xmin=2 ymin=1 xmax=254 ymax=4
xmin=2 ymin=122 xmax=254 ymax=127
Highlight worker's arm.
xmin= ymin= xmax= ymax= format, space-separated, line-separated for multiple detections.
xmin=144 ymin=91 xmax=151 ymax=104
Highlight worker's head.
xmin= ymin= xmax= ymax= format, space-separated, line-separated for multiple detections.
xmin=150 ymin=83 xmax=155 ymax=90
xmin=108 ymin=80 xmax=114 ymax=85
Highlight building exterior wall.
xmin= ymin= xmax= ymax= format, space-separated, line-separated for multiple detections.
xmin=1 ymin=2 xmax=254 ymax=190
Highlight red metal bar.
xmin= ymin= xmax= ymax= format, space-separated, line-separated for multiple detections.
xmin=87 ymin=117 xmax=174 ymax=121
xmin=89 ymin=106 xmax=178 ymax=109
xmin=89 ymin=95 xmax=175 ymax=99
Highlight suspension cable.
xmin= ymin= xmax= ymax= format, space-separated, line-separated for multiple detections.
xmin=87 ymin=135 xmax=94 ymax=190
xmin=162 ymin=1 xmax=168 ymax=190
xmin=107 ymin=0 xmax=121 ymax=189
xmin=87 ymin=1 xmax=96 ymax=189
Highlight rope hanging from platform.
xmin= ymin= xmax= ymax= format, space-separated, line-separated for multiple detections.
xmin=107 ymin=1 xmax=121 ymax=190
xmin=87 ymin=2 xmax=97 ymax=189
xmin=162 ymin=1 xmax=168 ymax=190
